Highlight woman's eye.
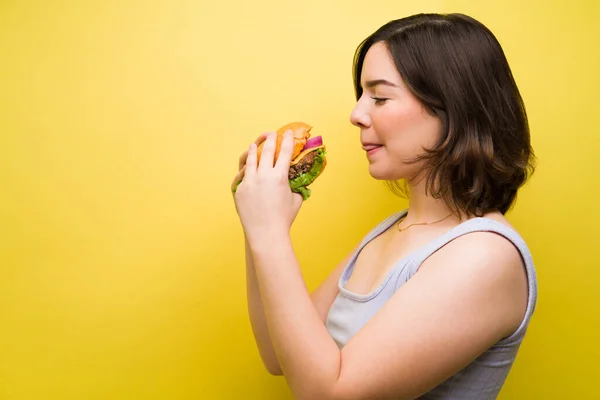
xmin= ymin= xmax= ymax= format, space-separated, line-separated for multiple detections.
xmin=371 ymin=97 xmax=388 ymax=105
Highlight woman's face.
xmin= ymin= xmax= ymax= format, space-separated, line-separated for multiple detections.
xmin=350 ymin=41 xmax=442 ymax=182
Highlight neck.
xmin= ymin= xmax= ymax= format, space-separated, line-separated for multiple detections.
xmin=403 ymin=178 xmax=456 ymax=224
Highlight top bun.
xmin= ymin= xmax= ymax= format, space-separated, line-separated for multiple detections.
xmin=257 ymin=121 xmax=312 ymax=164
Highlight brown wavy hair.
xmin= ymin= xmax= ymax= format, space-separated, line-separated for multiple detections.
xmin=353 ymin=13 xmax=536 ymax=217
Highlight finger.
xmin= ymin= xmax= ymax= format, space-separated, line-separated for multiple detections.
xmin=245 ymin=143 xmax=258 ymax=178
xmin=275 ymin=130 xmax=295 ymax=173
xmin=258 ymin=132 xmax=277 ymax=171
xmin=231 ymin=165 xmax=246 ymax=192
xmin=238 ymin=133 xmax=268 ymax=170
xmin=255 ymin=132 xmax=268 ymax=146
xmin=238 ymin=150 xmax=248 ymax=171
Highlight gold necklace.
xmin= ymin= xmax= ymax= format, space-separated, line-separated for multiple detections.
xmin=397 ymin=213 xmax=453 ymax=232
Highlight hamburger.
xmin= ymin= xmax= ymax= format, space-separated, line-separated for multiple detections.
xmin=236 ymin=121 xmax=327 ymax=200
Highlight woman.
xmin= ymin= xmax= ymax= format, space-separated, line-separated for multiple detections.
xmin=231 ymin=12 xmax=537 ymax=400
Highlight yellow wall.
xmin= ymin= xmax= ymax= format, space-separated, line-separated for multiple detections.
xmin=1 ymin=1 xmax=598 ymax=399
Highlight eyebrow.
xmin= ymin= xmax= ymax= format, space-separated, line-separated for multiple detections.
xmin=363 ymin=79 xmax=399 ymax=88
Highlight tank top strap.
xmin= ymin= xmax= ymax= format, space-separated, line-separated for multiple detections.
xmin=338 ymin=210 xmax=408 ymax=290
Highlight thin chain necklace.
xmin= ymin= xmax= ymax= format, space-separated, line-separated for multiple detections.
xmin=397 ymin=213 xmax=453 ymax=232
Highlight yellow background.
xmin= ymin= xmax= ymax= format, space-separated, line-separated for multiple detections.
xmin=1 ymin=0 xmax=598 ymax=398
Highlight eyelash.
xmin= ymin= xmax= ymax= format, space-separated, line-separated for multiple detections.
xmin=371 ymin=97 xmax=388 ymax=105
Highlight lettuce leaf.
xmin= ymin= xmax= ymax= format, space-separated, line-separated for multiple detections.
xmin=289 ymin=148 xmax=326 ymax=200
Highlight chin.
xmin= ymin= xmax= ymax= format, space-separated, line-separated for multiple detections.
xmin=367 ymin=157 xmax=423 ymax=182
xmin=368 ymin=165 xmax=402 ymax=181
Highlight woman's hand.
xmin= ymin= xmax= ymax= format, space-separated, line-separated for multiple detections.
xmin=232 ymin=130 xmax=303 ymax=244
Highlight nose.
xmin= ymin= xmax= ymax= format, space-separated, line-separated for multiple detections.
xmin=350 ymin=99 xmax=371 ymax=129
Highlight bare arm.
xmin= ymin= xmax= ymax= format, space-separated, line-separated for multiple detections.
xmin=245 ymin=236 xmax=283 ymax=375
xmin=246 ymin=237 xmax=357 ymax=375
xmin=234 ymin=133 xmax=285 ymax=375
xmin=235 ymin=131 xmax=354 ymax=375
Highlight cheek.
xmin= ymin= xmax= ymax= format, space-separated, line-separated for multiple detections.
xmin=379 ymin=105 xmax=441 ymax=156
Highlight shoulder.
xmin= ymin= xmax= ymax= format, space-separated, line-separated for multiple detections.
xmin=434 ymin=221 xmax=524 ymax=270
xmin=417 ymin=213 xmax=529 ymax=337
xmin=427 ymin=211 xmax=526 ymax=270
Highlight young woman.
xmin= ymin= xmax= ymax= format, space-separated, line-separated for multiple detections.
xmin=231 ymin=12 xmax=537 ymax=400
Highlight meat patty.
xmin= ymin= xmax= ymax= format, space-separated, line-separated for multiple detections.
xmin=288 ymin=151 xmax=316 ymax=180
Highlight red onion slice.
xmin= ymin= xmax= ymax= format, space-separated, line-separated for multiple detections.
xmin=303 ymin=136 xmax=323 ymax=150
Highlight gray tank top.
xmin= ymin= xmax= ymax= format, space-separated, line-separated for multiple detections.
xmin=325 ymin=210 xmax=538 ymax=399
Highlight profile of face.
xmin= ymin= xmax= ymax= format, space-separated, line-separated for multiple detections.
xmin=350 ymin=41 xmax=442 ymax=183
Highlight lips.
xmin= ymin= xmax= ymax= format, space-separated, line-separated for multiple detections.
xmin=362 ymin=145 xmax=381 ymax=151
xmin=361 ymin=144 xmax=382 ymax=159
xmin=362 ymin=144 xmax=382 ymax=154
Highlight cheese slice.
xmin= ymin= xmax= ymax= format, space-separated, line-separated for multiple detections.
xmin=290 ymin=145 xmax=326 ymax=166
